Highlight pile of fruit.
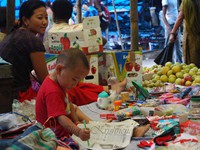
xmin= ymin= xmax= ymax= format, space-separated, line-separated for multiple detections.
xmin=142 ymin=62 xmax=200 ymax=87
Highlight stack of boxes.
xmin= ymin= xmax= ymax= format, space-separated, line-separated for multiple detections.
xmin=45 ymin=16 xmax=142 ymax=89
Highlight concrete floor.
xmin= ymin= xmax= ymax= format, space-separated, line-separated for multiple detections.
xmin=142 ymin=58 xmax=156 ymax=68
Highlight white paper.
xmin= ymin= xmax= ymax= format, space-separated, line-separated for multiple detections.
xmin=72 ymin=120 xmax=139 ymax=150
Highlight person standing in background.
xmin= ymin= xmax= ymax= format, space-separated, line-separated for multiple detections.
xmin=170 ymin=0 xmax=200 ymax=67
xmin=162 ymin=0 xmax=183 ymax=63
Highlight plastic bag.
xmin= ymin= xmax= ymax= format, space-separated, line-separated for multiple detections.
xmin=154 ymin=42 xmax=174 ymax=66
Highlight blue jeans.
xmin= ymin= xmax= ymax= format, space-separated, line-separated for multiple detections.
xmin=164 ymin=24 xmax=183 ymax=63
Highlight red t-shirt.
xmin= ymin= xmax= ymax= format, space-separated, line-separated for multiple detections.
xmin=68 ymin=82 xmax=104 ymax=106
xmin=36 ymin=76 xmax=71 ymax=138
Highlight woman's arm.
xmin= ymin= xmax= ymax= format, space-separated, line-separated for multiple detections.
xmin=170 ymin=11 xmax=184 ymax=43
xmin=30 ymin=52 xmax=49 ymax=83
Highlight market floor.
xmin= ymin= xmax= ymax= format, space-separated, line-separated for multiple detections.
xmin=142 ymin=59 xmax=156 ymax=68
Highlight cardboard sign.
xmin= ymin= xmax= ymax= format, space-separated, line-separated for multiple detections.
xmin=84 ymin=54 xmax=99 ymax=85
xmin=47 ymin=16 xmax=103 ymax=54
xmin=98 ymin=51 xmax=143 ymax=88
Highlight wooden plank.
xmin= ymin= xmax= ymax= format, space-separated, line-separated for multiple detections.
xmin=6 ymin=0 xmax=15 ymax=34
xmin=130 ymin=0 xmax=139 ymax=51
xmin=77 ymin=0 xmax=82 ymax=23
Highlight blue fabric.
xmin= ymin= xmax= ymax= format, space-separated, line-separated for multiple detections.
xmin=0 ymin=124 xmax=42 ymax=149
xmin=83 ymin=6 xmax=98 ymax=17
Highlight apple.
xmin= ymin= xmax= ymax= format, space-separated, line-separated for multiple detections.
xmin=125 ymin=62 xmax=133 ymax=72
xmin=184 ymin=75 xmax=193 ymax=82
xmin=167 ymin=70 xmax=173 ymax=77
xmin=194 ymin=77 xmax=200 ymax=83
xmin=165 ymin=62 xmax=173 ymax=68
xmin=91 ymin=66 xmax=96 ymax=74
xmin=179 ymin=79 xmax=185 ymax=85
xmin=185 ymin=81 xmax=192 ymax=86
xmin=168 ymin=77 xmax=176 ymax=83
xmin=60 ymin=33 xmax=70 ymax=50
xmin=176 ymin=72 xmax=183 ymax=78
xmin=176 ymin=78 xmax=185 ymax=85
xmin=189 ymin=70 xmax=195 ymax=76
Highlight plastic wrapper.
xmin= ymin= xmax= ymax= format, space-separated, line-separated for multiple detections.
xmin=12 ymin=99 xmax=36 ymax=123
xmin=154 ymin=104 xmax=188 ymax=116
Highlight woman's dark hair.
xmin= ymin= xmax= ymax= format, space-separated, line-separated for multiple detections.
xmin=10 ymin=0 xmax=46 ymax=32
xmin=52 ymin=0 xmax=73 ymax=23
xmin=19 ymin=0 xmax=46 ymax=27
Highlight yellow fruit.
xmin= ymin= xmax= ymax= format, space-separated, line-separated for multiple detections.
xmin=154 ymin=80 xmax=161 ymax=87
xmin=160 ymin=75 xmax=168 ymax=82
xmin=185 ymin=81 xmax=192 ymax=86
xmin=167 ymin=70 xmax=173 ymax=77
xmin=194 ymin=77 xmax=200 ymax=83
xmin=189 ymin=63 xmax=196 ymax=68
xmin=172 ymin=65 xmax=181 ymax=74
xmin=183 ymin=73 xmax=190 ymax=78
xmin=165 ymin=62 xmax=173 ymax=67
xmin=176 ymin=72 xmax=183 ymax=78
xmin=154 ymin=76 xmax=160 ymax=81
xmin=191 ymin=67 xmax=198 ymax=72
xmin=161 ymin=66 xmax=170 ymax=75
xmin=189 ymin=70 xmax=195 ymax=76
xmin=175 ymin=78 xmax=185 ymax=85
xmin=169 ymin=74 xmax=176 ymax=79
xmin=168 ymin=77 xmax=176 ymax=83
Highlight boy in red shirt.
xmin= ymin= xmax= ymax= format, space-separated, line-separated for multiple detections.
xmin=36 ymin=48 xmax=90 ymax=142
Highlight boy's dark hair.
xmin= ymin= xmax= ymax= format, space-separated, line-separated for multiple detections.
xmin=52 ymin=0 xmax=73 ymax=23
xmin=0 ymin=7 xmax=6 ymax=28
xmin=19 ymin=0 xmax=46 ymax=27
xmin=56 ymin=48 xmax=89 ymax=70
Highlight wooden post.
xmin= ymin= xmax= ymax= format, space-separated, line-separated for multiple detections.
xmin=77 ymin=0 xmax=82 ymax=23
xmin=6 ymin=0 xmax=15 ymax=34
xmin=130 ymin=0 xmax=138 ymax=51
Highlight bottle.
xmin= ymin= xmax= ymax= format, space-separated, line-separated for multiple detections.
xmin=107 ymin=66 xmax=118 ymax=93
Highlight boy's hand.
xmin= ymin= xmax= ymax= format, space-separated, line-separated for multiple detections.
xmin=78 ymin=129 xmax=90 ymax=141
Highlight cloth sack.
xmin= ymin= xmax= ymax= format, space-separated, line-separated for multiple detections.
xmin=0 ymin=123 xmax=58 ymax=150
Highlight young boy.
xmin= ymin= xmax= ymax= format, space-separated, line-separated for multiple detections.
xmin=36 ymin=48 xmax=90 ymax=142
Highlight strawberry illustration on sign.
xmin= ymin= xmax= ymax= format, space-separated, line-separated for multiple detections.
xmin=91 ymin=66 xmax=96 ymax=74
xmin=60 ymin=33 xmax=70 ymax=50
xmin=134 ymin=63 xmax=140 ymax=71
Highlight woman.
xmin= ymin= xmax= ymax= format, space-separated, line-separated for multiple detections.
xmin=0 ymin=0 xmax=49 ymax=102
xmin=170 ymin=0 xmax=200 ymax=67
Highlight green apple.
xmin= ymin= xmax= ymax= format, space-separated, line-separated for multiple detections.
xmin=168 ymin=77 xmax=176 ymax=83
xmin=189 ymin=63 xmax=196 ymax=68
xmin=185 ymin=80 xmax=192 ymax=86
xmin=194 ymin=77 xmax=200 ymax=83
xmin=189 ymin=70 xmax=196 ymax=76
xmin=167 ymin=70 xmax=173 ymax=77
xmin=176 ymin=72 xmax=183 ymax=78
xmin=165 ymin=62 xmax=173 ymax=68
xmin=160 ymin=75 xmax=168 ymax=82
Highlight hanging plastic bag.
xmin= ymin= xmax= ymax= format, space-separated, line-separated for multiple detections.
xmin=154 ymin=37 xmax=174 ymax=66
